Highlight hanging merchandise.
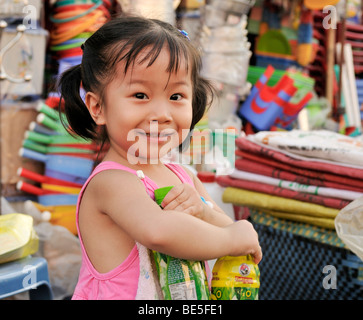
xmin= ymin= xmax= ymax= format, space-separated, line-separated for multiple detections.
xmin=239 ymin=65 xmax=313 ymax=131
xmin=0 ymin=2 xmax=48 ymax=100
xmin=255 ymin=29 xmax=297 ymax=70
xmin=198 ymin=0 xmax=255 ymax=168
xmin=304 ymin=0 xmax=339 ymax=10
xmin=200 ymin=21 xmax=252 ymax=89
xmin=297 ymin=7 xmax=313 ymax=67
xmin=199 ymin=1 xmax=255 ymax=117
xmin=121 ymin=0 xmax=181 ymax=25
xmin=49 ymin=0 xmax=113 ymax=77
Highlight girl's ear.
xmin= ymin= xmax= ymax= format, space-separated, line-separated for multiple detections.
xmin=85 ymin=92 xmax=105 ymax=125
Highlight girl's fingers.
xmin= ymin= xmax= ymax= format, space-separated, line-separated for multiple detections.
xmin=163 ymin=198 xmax=189 ymax=211
xmin=161 ymin=185 xmax=187 ymax=208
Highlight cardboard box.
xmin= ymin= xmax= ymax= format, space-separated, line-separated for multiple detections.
xmin=1 ymin=101 xmax=43 ymax=191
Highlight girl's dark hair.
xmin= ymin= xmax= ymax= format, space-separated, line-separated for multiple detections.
xmin=58 ymin=14 xmax=214 ymax=144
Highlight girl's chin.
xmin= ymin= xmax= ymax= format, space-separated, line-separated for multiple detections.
xmin=126 ymin=149 xmax=175 ymax=164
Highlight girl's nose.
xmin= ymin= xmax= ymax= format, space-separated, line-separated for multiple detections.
xmin=149 ymin=101 xmax=172 ymax=124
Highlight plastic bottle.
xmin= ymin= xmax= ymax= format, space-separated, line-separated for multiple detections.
xmin=153 ymin=186 xmax=210 ymax=300
xmin=211 ymin=255 xmax=260 ymax=300
xmin=197 ymin=171 xmax=235 ymax=221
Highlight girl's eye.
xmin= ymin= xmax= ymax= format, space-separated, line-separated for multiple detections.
xmin=170 ymin=93 xmax=182 ymax=101
xmin=134 ymin=93 xmax=148 ymax=99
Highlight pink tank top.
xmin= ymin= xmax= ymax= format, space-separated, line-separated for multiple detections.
xmin=72 ymin=161 xmax=195 ymax=300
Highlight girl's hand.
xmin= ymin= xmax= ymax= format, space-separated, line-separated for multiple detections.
xmin=161 ymin=184 xmax=206 ymax=220
xmin=226 ymin=220 xmax=263 ymax=264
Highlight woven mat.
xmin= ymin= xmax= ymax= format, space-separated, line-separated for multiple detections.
xmin=249 ymin=209 xmax=345 ymax=248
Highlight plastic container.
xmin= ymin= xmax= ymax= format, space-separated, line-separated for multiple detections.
xmin=211 ymin=254 xmax=260 ymax=300
xmin=197 ymin=171 xmax=235 ymax=221
xmin=239 ymin=66 xmax=298 ymax=131
xmin=0 ymin=213 xmax=39 ymax=264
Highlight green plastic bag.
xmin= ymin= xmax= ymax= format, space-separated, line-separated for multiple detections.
xmin=152 ymin=251 xmax=210 ymax=300
xmin=153 ymin=187 xmax=210 ymax=300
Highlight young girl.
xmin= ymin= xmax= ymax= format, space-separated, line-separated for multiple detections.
xmin=58 ymin=15 xmax=262 ymax=300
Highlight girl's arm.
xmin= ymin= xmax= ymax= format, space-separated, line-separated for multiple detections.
xmin=161 ymin=166 xmax=234 ymax=227
xmin=92 ymin=170 xmax=262 ymax=263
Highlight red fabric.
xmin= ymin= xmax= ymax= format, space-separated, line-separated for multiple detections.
xmin=235 ymin=158 xmax=363 ymax=192
xmin=235 ymin=137 xmax=363 ymax=187
xmin=216 ymin=175 xmax=350 ymax=209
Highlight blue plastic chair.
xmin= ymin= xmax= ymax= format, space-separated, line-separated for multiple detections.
xmin=0 ymin=256 xmax=53 ymax=300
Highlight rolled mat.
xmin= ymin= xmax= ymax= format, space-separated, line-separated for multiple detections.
xmin=259 ymin=208 xmax=335 ymax=229
xmin=222 ymin=187 xmax=339 ymax=219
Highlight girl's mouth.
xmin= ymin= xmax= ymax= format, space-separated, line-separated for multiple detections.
xmin=138 ymin=131 xmax=175 ymax=142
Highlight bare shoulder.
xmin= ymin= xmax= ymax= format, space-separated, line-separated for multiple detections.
xmin=89 ymin=168 xmax=144 ymax=189
xmin=84 ymin=168 xmax=148 ymax=211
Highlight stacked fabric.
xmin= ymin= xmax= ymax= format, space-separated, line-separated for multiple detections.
xmin=216 ymin=130 xmax=363 ymax=229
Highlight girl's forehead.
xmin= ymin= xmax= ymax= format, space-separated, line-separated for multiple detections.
xmin=116 ymin=46 xmax=191 ymax=79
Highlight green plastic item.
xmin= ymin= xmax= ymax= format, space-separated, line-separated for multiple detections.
xmin=257 ymin=30 xmax=292 ymax=55
xmin=154 ymin=186 xmax=174 ymax=206
xmin=25 ymin=130 xmax=91 ymax=145
xmin=152 ymin=187 xmax=210 ymax=300
xmin=22 ymin=139 xmax=93 ymax=155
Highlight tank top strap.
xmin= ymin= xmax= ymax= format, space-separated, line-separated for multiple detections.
xmin=78 ymin=161 xmax=194 ymax=206
xmin=164 ymin=162 xmax=194 ymax=186
xmin=88 ymin=161 xmax=158 ymax=198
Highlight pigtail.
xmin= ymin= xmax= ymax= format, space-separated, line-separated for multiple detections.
xmin=58 ymin=64 xmax=97 ymax=141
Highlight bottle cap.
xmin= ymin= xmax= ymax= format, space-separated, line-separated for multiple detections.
xmin=154 ymin=186 xmax=174 ymax=206
xmin=197 ymin=171 xmax=215 ymax=183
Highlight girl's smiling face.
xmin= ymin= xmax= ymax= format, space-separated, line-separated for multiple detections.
xmin=86 ymin=46 xmax=193 ymax=164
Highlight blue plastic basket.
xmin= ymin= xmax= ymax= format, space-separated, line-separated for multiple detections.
xmin=249 ymin=210 xmax=363 ymax=300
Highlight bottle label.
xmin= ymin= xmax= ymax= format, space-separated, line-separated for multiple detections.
xmin=211 ymin=255 xmax=260 ymax=300
xmin=211 ymin=286 xmax=259 ymax=300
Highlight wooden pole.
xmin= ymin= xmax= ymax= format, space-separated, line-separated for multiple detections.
xmin=337 ymin=1 xmax=347 ymax=117
xmin=326 ymin=27 xmax=336 ymax=105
